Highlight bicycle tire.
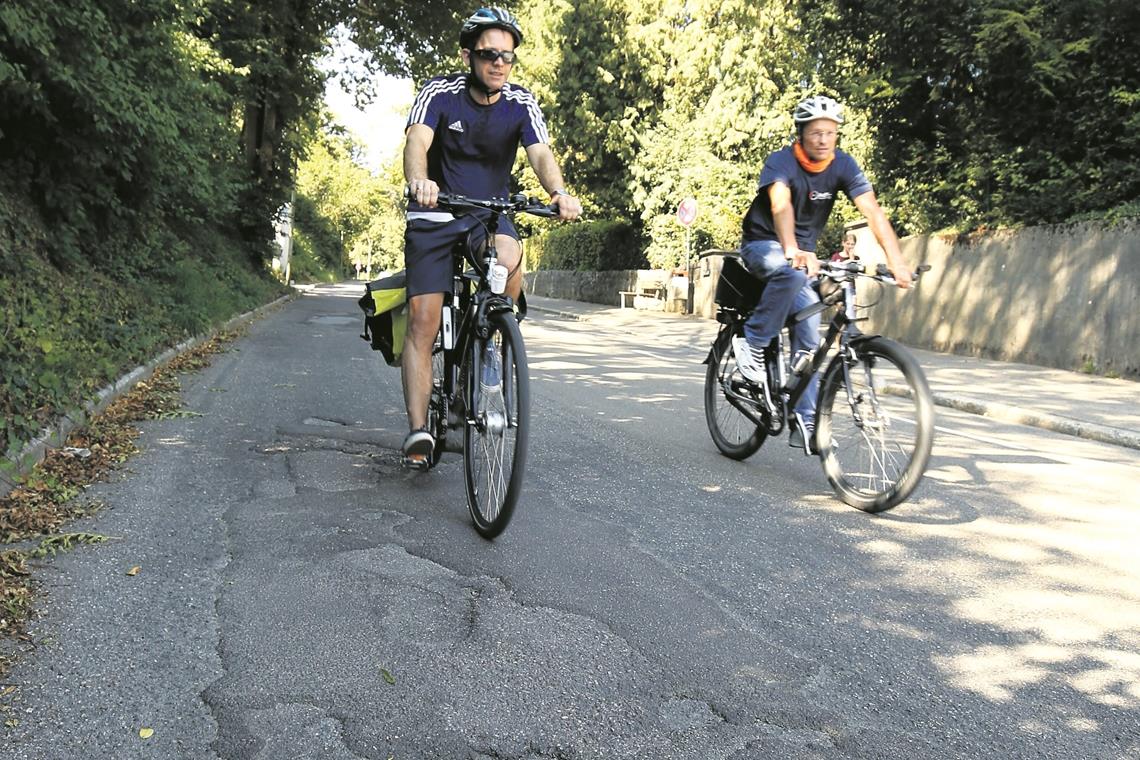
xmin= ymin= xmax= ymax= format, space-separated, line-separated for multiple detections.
xmin=463 ymin=311 xmax=529 ymax=538
xmin=704 ymin=330 xmax=767 ymax=460
xmin=816 ymin=336 xmax=934 ymax=512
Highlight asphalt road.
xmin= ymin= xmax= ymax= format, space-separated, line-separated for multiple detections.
xmin=2 ymin=283 xmax=1138 ymax=759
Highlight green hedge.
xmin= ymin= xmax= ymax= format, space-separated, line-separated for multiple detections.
xmin=529 ymin=220 xmax=647 ymax=271
xmin=0 ymin=193 xmax=283 ymax=462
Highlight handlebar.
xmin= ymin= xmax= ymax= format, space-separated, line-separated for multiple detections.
xmin=821 ymin=260 xmax=931 ymax=284
xmin=404 ymin=186 xmax=559 ymax=218
xmin=697 ymin=249 xmax=930 ymax=284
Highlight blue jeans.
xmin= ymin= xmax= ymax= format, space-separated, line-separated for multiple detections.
xmin=739 ymin=239 xmax=820 ymax=425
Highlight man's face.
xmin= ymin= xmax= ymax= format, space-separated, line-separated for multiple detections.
xmin=462 ymin=28 xmax=516 ymax=92
xmin=801 ymin=117 xmax=839 ymax=162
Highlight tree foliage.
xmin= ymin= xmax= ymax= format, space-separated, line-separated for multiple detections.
xmin=512 ymin=0 xmax=1139 ymax=266
xmin=799 ymin=0 xmax=1139 ymax=231
xmin=292 ymin=122 xmax=406 ymax=278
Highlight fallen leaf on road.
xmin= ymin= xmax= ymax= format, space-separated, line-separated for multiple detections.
xmin=139 ymin=727 xmax=154 ymax=739
xmin=126 ymin=566 xmax=141 ymax=576
xmin=380 ymin=668 xmax=396 ymax=685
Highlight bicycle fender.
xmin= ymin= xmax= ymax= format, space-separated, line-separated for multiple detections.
xmin=846 ymin=331 xmax=883 ymax=347
xmin=703 ymin=326 xmax=734 ymax=365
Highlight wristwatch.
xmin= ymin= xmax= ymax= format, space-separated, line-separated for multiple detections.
xmin=550 ymin=189 xmax=570 ymax=199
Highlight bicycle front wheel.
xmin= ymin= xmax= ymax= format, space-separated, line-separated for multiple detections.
xmin=816 ymin=337 xmax=934 ymax=512
xmin=463 ymin=311 xmax=529 ymax=538
xmin=704 ymin=331 xmax=767 ymax=459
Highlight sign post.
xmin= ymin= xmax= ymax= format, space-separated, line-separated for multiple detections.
xmin=676 ymin=198 xmax=698 ymax=313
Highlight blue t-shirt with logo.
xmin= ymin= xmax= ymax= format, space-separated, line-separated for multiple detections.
xmin=405 ymin=74 xmax=549 ymax=213
xmin=741 ymin=146 xmax=872 ymax=252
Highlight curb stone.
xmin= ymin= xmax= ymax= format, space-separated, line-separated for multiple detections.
xmin=929 ymin=392 xmax=1140 ymax=452
xmin=0 ymin=292 xmax=295 ymax=499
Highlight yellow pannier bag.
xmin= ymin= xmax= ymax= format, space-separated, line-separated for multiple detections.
xmin=358 ymin=271 xmax=407 ymax=367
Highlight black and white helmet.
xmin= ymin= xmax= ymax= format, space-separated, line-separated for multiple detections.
xmin=793 ymin=95 xmax=845 ymax=125
xmin=459 ymin=7 xmax=523 ymax=49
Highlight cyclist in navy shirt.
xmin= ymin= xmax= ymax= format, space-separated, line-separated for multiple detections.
xmin=734 ymin=95 xmax=912 ymax=454
xmin=400 ymin=7 xmax=581 ymax=464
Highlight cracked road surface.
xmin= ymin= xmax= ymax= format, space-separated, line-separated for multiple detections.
xmin=2 ymin=283 xmax=1138 ymax=758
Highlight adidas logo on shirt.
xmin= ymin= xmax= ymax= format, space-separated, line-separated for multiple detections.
xmin=448 ymin=120 xmax=464 ymax=133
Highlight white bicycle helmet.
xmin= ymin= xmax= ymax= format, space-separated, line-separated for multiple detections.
xmin=459 ymin=7 xmax=523 ymax=48
xmin=793 ymin=95 xmax=845 ymax=125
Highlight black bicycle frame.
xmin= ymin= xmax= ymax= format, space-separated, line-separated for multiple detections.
xmin=439 ymin=209 xmax=515 ymax=426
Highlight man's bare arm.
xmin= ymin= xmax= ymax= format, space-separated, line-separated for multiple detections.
xmin=404 ymin=124 xmax=438 ymax=207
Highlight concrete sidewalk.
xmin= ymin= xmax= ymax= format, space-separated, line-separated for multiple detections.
xmin=526 ymin=295 xmax=1140 ymax=451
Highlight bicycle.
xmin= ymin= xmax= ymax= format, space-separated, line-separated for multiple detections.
xmin=702 ymin=253 xmax=935 ymax=512
xmin=415 ymin=191 xmax=557 ymax=538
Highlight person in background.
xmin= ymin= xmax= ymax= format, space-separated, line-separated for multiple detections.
xmin=831 ymin=231 xmax=859 ymax=262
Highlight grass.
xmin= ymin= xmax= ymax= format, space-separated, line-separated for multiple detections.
xmin=0 ymin=328 xmax=243 ymax=676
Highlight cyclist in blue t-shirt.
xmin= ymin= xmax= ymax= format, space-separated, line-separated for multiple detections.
xmin=734 ymin=95 xmax=912 ymax=454
xmin=401 ymin=7 xmax=582 ymax=463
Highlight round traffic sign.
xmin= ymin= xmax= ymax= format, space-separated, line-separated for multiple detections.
xmin=676 ymin=197 xmax=698 ymax=226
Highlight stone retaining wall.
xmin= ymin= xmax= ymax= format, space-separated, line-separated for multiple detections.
xmin=526 ymin=220 xmax=1140 ymax=378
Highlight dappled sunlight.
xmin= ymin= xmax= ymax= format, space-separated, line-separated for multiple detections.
xmin=601 ymin=371 xmax=697 ymax=383
xmin=858 ymin=538 xmax=908 ymax=557
xmin=300 ymin=282 xmax=365 ymax=299
xmin=923 ymin=463 xmax=974 ymax=483
xmin=854 ymin=415 xmax=1140 ymax=717
xmin=934 ymin=643 xmax=1140 ymax=709
xmin=604 ymin=393 xmax=686 ymax=404
xmin=529 ymin=360 xmax=593 ymax=370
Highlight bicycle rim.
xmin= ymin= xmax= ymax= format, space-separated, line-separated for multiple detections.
xmin=704 ymin=333 xmax=766 ymax=459
xmin=464 ymin=312 xmax=529 ymax=538
xmin=817 ymin=337 xmax=934 ymax=512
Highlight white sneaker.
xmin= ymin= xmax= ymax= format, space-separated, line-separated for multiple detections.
xmin=732 ymin=337 xmax=767 ymax=384
xmin=789 ymin=414 xmax=818 ymax=455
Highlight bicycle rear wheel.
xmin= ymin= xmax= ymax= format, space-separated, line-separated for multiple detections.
xmin=816 ymin=337 xmax=934 ymax=512
xmin=464 ymin=311 xmax=529 ymax=538
xmin=704 ymin=330 xmax=767 ymax=459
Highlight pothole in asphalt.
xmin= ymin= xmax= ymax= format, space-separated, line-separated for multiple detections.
xmin=290 ymin=449 xmax=380 ymax=492
xmin=302 ymin=417 xmax=344 ymax=427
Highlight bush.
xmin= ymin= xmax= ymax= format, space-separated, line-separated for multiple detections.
xmin=0 ymin=195 xmax=283 ymax=459
xmin=529 ymin=219 xmax=646 ymax=271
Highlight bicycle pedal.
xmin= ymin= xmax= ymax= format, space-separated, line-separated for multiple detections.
xmin=402 ymin=454 xmax=431 ymax=471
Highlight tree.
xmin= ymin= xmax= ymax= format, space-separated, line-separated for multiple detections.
xmin=799 ymin=0 xmax=1140 ymax=231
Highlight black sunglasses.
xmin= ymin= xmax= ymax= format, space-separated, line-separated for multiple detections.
xmin=471 ymin=48 xmax=517 ymax=64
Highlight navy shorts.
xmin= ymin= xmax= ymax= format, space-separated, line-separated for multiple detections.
xmin=404 ymin=212 xmax=520 ymax=299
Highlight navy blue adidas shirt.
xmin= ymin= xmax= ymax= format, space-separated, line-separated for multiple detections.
xmin=741 ymin=145 xmax=872 ymax=252
xmin=406 ymin=74 xmax=549 ymax=213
